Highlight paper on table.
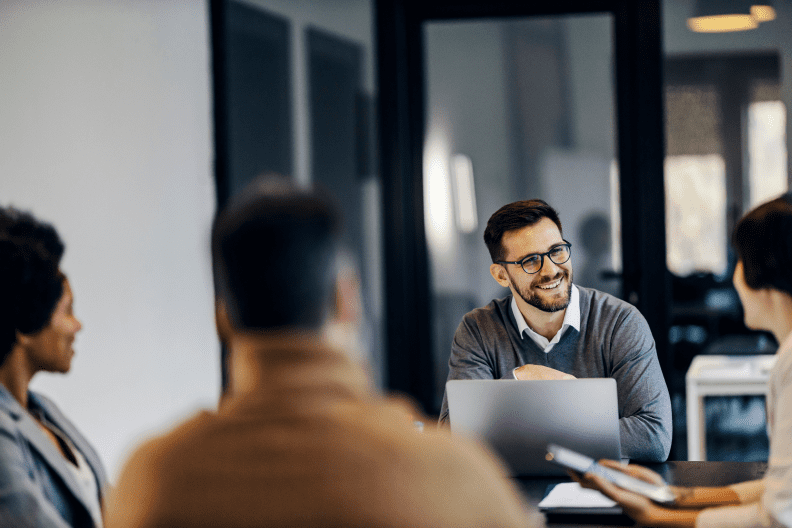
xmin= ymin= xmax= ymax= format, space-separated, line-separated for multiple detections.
xmin=538 ymin=482 xmax=618 ymax=509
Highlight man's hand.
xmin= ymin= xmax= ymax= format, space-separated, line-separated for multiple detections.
xmin=513 ymin=364 xmax=576 ymax=380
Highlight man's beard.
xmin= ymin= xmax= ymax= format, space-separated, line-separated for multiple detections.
xmin=510 ymin=269 xmax=573 ymax=313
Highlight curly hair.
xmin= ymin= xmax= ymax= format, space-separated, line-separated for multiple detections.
xmin=0 ymin=207 xmax=65 ymax=365
xmin=732 ymin=193 xmax=792 ymax=298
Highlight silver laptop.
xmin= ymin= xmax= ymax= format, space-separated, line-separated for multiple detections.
xmin=446 ymin=379 xmax=622 ymax=476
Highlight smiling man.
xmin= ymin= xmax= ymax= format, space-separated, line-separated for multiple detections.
xmin=439 ymin=199 xmax=672 ymax=462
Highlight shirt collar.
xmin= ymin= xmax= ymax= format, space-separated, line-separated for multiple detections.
xmin=511 ymin=284 xmax=580 ymax=352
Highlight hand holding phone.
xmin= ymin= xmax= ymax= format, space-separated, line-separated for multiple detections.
xmin=546 ymin=444 xmax=676 ymax=506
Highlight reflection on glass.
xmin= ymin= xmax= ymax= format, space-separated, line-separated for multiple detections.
xmin=609 ymin=160 xmax=622 ymax=274
xmin=424 ymin=14 xmax=618 ymax=411
xmin=451 ymin=154 xmax=478 ymax=233
xmin=748 ymin=101 xmax=788 ymax=208
xmin=665 ymin=155 xmax=727 ymax=276
xmin=663 ymin=0 xmax=788 ymax=462
xmin=665 ymin=86 xmax=722 ymax=157
xmin=576 ymin=211 xmax=618 ymax=297
xmin=423 ymin=113 xmax=454 ymax=261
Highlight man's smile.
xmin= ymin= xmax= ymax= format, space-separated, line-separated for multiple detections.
xmin=537 ymin=278 xmax=562 ymax=290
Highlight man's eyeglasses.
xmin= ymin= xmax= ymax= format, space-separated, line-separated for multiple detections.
xmin=496 ymin=242 xmax=572 ymax=274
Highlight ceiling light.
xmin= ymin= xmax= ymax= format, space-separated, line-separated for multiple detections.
xmin=751 ymin=4 xmax=776 ymax=22
xmin=688 ymin=0 xmax=758 ymax=32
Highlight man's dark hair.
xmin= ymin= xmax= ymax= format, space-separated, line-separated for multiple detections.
xmin=483 ymin=199 xmax=563 ymax=262
xmin=0 ymin=207 xmax=65 ymax=365
xmin=732 ymin=192 xmax=792 ymax=298
xmin=211 ymin=176 xmax=341 ymax=331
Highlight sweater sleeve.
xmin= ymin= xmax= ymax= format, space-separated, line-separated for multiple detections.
xmin=439 ymin=314 xmax=516 ymax=425
xmin=607 ymin=305 xmax=673 ymax=462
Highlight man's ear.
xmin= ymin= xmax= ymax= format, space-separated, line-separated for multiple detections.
xmin=489 ymin=263 xmax=511 ymax=288
xmin=215 ymin=300 xmax=233 ymax=344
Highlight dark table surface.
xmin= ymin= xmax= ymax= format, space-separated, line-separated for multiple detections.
xmin=514 ymin=461 xmax=768 ymax=527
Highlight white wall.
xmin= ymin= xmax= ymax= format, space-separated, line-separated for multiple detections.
xmin=0 ymin=0 xmax=217 ymax=481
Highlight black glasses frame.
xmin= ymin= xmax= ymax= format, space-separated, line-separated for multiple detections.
xmin=496 ymin=241 xmax=572 ymax=274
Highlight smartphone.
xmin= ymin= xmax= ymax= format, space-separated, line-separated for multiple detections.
xmin=546 ymin=444 xmax=676 ymax=506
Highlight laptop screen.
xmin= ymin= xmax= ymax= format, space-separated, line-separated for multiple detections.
xmin=446 ymin=378 xmax=622 ymax=476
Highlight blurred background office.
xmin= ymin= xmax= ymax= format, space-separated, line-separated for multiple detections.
xmin=1 ymin=0 xmax=790 ymax=479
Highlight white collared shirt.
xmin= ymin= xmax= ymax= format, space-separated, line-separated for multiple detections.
xmin=510 ymin=284 xmax=580 ymax=353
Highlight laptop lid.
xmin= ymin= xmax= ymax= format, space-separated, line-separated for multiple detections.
xmin=446 ymin=379 xmax=621 ymax=476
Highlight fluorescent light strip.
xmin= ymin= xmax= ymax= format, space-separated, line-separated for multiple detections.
xmin=451 ymin=154 xmax=478 ymax=234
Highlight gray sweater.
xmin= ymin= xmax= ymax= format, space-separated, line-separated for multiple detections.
xmin=439 ymin=286 xmax=672 ymax=462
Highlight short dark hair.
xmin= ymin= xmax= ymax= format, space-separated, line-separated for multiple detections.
xmin=732 ymin=192 xmax=792 ymax=297
xmin=211 ymin=176 xmax=341 ymax=331
xmin=0 ymin=207 xmax=65 ymax=365
xmin=483 ymin=199 xmax=563 ymax=262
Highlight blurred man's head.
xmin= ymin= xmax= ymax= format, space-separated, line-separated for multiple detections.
xmin=211 ymin=176 xmax=341 ymax=334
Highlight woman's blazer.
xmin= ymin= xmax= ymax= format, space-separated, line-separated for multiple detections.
xmin=0 ymin=385 xmax=107 ymax=528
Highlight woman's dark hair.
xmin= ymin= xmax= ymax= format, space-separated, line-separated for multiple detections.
xmin=211 ymin=176 xmax=341 ymax=331
xmin=732 ymin=192 xmax=792 ymax=297
xmin=0 ymin=207 xmax=65 ymax=365
xmin=483 ymin=199 xmax=563 ymax=262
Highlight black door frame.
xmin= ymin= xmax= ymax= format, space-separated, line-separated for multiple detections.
xmin=375 ymin=0 xmax=669 ymax=414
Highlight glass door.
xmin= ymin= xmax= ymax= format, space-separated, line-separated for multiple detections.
xmin=376 ymin=1 xmax=666 ymax=418
xmin=424 ymin=14 xmax=621 ymax=410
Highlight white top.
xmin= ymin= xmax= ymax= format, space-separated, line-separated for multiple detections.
xmin=510 ymin=284 xmax=581 ymax=353
xmin=696 ymin=331 xmax=792 ymax=528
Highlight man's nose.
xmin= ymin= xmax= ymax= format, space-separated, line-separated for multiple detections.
xmin=541 ymin=257 xmax=563 ymax=276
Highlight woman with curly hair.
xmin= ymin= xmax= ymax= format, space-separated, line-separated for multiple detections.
xmin=0 ymin=206 xmax=106 ymax=527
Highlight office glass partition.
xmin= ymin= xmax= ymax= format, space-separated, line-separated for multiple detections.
xmin=424 ymin=15 xmax=620 ymax=411
xmin=662 ymin=0 xmax=790 ymax=460
xmin=213 ymin=0 xmax=384 ymax=390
